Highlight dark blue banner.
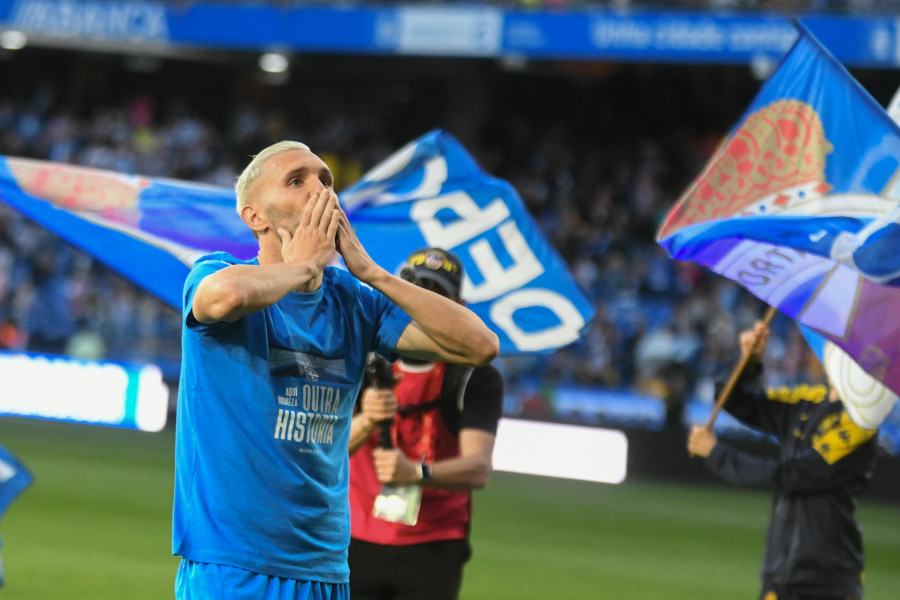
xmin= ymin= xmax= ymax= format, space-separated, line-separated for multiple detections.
xmin=0 ymin=1 xmax=898 ymax=66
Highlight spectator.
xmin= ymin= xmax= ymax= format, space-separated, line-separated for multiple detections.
xmin=687 ymin=320 xmax=878 ymax=600
xmin=347 ymin=248 xmax=504 ymax=600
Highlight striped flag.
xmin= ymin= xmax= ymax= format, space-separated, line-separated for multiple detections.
xmin=656 ymin=23 xmax=900 ymax=428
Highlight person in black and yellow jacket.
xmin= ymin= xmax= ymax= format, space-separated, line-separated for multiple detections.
xmin=688 ymin=320 xmax=878 ymax=600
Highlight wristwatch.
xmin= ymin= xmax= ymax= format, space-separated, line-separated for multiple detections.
xmin=415 ymin=462 xmax=433 ymax=483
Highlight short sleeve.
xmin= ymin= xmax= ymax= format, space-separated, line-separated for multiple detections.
xmin=183 ymin=253 xmax=238 ymax=332
xmin=460 ymin=365 xmax=504 ymax=435
xmin=357 ymin=281 xmax=412 ymax=361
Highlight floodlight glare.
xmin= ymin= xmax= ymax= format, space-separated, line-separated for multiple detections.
xmin=259 ymin=52 xmax=289 ymax=74
xmin=0 ymin=30 xmax=27 ymax=51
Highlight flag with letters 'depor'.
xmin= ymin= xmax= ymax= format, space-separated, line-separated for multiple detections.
xmin=0 ymin=132 xmax=593 ymax=355
xmin=341 ymin=129 xmax=594 ymax=354
xmin=656 ymin=23 xmax=900 ymax=427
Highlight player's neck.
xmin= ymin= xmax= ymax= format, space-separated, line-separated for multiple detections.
xmin=256 ymin=234 xmax=282 ymax=266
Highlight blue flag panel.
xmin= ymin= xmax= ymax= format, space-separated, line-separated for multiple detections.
xmin=657 ymin=23 xmax=900 ymax=415
xmin=342 ymin=130 xmax=595 ymax=354
xmin=0 ymin=131 xmax=593 ymax=355
xmin=0 ymin=444 xmax=32 ymax=519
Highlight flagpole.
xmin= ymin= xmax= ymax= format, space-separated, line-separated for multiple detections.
xmin=704 ymin=305 xmax=778 ymax=430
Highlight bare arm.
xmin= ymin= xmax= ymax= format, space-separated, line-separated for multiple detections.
xmin=375 ymin=275 xmax=498 ymax=367
xmin=372 ymin=429 xmax=496 ymax=491
xmin=336 ymin=210 xmax=499 ymax=366
xmin=193 ymin=191 xmax=340 ymax=324
xmin=192 ymin=262 xmax=320 ymax=324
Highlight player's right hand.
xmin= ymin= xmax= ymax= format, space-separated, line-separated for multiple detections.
xmin=277 ymin=189 xmax=340 ymax=272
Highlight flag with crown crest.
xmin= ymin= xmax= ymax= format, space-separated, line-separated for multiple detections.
xmin=656 ymin=23 xmax=900 ymax=428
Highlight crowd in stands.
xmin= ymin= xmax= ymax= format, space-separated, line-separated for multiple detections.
xmin=0 ymin=58 xmax=852 ymax=432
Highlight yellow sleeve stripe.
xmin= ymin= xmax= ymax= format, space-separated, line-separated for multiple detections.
xmin=812 ymin=410 xmax=877 ymax=465
xmin=766 ymin=384 xmax=828 ymax=405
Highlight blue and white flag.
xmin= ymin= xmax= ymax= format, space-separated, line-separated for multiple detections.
xmin=0 ymin=444 xmax=32 ymax=519
xmin=657 ymin=23 xmax=900 ymax=427
xmin=0 ymin=158 xmax=253 ymax=310
xmin=342 ymin=130 xmax=594 ymax=353
xmin=0 ymin=131 xmax=593 ymax=355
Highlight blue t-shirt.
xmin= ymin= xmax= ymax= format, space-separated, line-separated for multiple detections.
xmin=172 ymin=253 xmax=412 ymax=583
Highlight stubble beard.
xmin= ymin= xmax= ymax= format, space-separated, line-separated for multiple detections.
xmin=265 ymin=205 xmax=301 ymax=242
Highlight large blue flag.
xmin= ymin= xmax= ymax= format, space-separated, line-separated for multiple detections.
xmin=0 ymin=158 xmax=253 ymax=309
xmin=657 ymin=23 xmax=900 ymax=427
xmin=0 ymin=130 xmax=592 ymax=355
xmin=342 ymin=130 xmax=594 ymax=353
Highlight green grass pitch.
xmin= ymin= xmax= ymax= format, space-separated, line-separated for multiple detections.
xmin=0 ymin=418 xmax=896 ymax=599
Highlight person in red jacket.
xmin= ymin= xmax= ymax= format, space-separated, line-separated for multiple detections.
xmin=348 ymin=247 xmax=504 ymax=600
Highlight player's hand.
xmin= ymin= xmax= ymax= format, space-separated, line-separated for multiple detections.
xmin=373 ymin=448 xmax=417 ymax=485
xmin=335 ymin=206 xmax=380 ymax=283
xmin=277 ymin=189 xmax=340 ymax=273
xmin=687 ymin=425 xmax=717 ymax=458
xmin=739 ymin=320 xmax=769 ymax=359
xmin=361 ymin=389 xmax=398 ymax=428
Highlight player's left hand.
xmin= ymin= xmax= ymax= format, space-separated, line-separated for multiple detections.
xmin=335 ymin=207 xmax=380 ymax=283
xmin=373 ymin=448 xmax=417 ymax=485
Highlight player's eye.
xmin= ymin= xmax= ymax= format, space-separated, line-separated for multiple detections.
xmin=288 ymin=178 xmax=300 ymax=186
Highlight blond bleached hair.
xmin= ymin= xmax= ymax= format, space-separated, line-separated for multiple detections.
xmin=235 ymin=140 xmax=311 ymax=213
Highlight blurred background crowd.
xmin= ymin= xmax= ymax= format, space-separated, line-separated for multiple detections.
xmin=0 ymin=39 xmax=895 ymax=435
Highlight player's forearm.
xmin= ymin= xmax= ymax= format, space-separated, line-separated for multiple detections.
xmin=348 ymin=414 xmax=377 ymax=455
xmin=423 ymin=455 xmax=493 ymax=491
xmin=194 ymin=263 xmax=320 ymax=322
xmin=366 ymin=267 xmax=499 ymax=367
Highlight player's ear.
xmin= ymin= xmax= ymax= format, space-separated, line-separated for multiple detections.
xmin=241 ymin=203 xmax=267 ymax=236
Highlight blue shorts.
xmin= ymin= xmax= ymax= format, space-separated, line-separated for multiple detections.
xmin=175 ymin=559 xmax=350 ymax=600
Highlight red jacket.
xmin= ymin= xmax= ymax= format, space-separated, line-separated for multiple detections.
xmin=349 ymin=361 xmax=472 ymax=545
